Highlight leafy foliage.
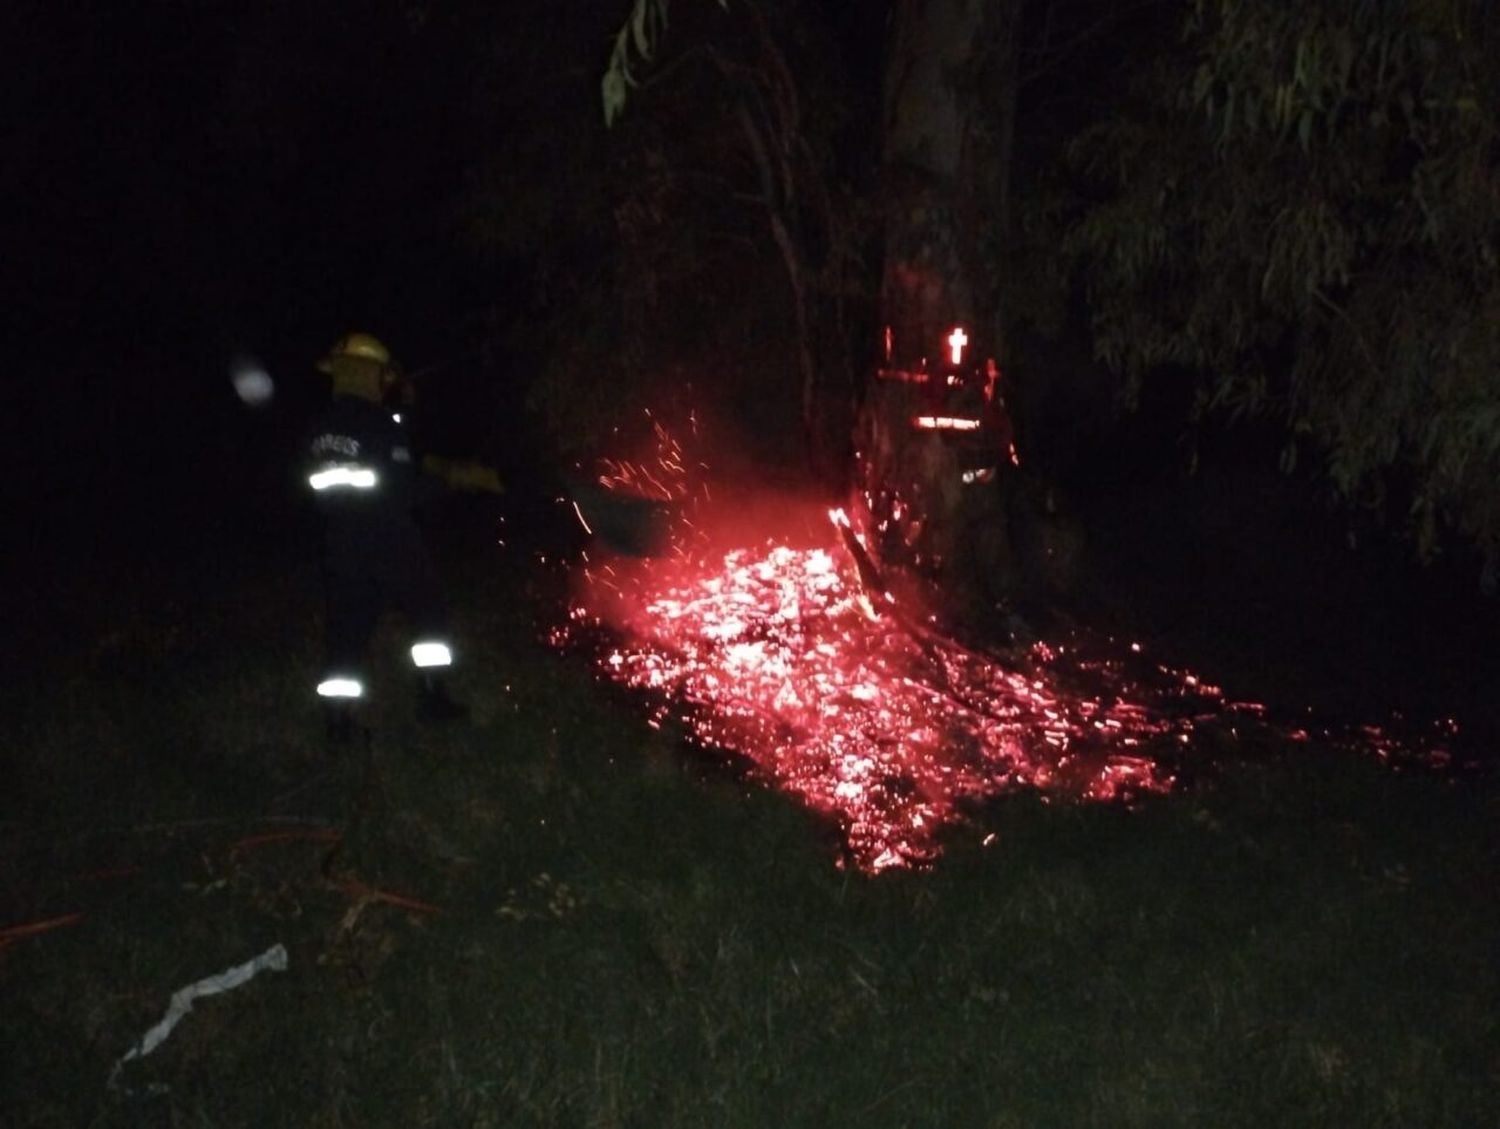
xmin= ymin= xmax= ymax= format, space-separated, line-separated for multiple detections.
xmin=602 ymin=0 xmax=729 ymax=126
xmin=1061 ymin=0 xmax=1500 ymax=561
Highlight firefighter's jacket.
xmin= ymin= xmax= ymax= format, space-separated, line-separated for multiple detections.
xmin=306 ymin=396 xmax=434 ymax=570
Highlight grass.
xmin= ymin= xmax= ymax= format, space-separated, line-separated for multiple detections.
xmin=1 ymin=524 xmax=1497 ymax=1128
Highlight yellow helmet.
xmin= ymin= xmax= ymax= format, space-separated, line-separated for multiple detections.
xmin=318 ymin=331 xmax=392 ymax=373
xmin=317 ymin=331 xmax=405 ymax=403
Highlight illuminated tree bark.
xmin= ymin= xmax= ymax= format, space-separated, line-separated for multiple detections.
xmin=858 ymin=0 xmax=1024 ymax=617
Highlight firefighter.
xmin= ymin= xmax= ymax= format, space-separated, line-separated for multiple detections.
xmin=306 ymin=331 xmax=496 ymax=739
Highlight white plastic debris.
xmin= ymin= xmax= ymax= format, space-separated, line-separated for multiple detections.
xmin=108 ymin=942 xmax=288 ymax=1091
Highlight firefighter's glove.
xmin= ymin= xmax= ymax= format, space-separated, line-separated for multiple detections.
xmin=423 ymin=455 xmax=504 ymax=494
xmin=450 ymin=461 xmax=504 ymax=494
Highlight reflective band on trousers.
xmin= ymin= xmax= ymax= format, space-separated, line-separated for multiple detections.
xmin=317 ymin=677 xmax=364 ymax=699
xmin=410 ymin=641 xmax=453 ymax=668
xmin=309 ymin=464 xmax=378 ymax=491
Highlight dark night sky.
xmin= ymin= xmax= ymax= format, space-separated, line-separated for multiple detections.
xmin=8 ymin=3 xmax=490 ymax=362
xmin=1 ymin=1 xmax=623 ymax=543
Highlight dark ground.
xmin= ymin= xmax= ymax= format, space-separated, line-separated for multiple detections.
xmin=1 ymin=420 xmax=1496 ymax=1127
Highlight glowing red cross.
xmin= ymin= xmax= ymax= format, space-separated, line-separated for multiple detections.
xmin=948 ymin=326 xmax=968 ymax=365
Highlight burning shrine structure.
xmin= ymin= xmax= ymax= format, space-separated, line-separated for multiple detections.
xmin=853 ymin=322 xmax=1020 ymax=622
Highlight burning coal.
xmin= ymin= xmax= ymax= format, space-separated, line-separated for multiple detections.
xmin=552 ymin=419 xmax=1460 ymax=871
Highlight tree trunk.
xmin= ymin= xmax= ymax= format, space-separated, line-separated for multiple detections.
xmin=856 ymin=0 xmax=1024 ymax=618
